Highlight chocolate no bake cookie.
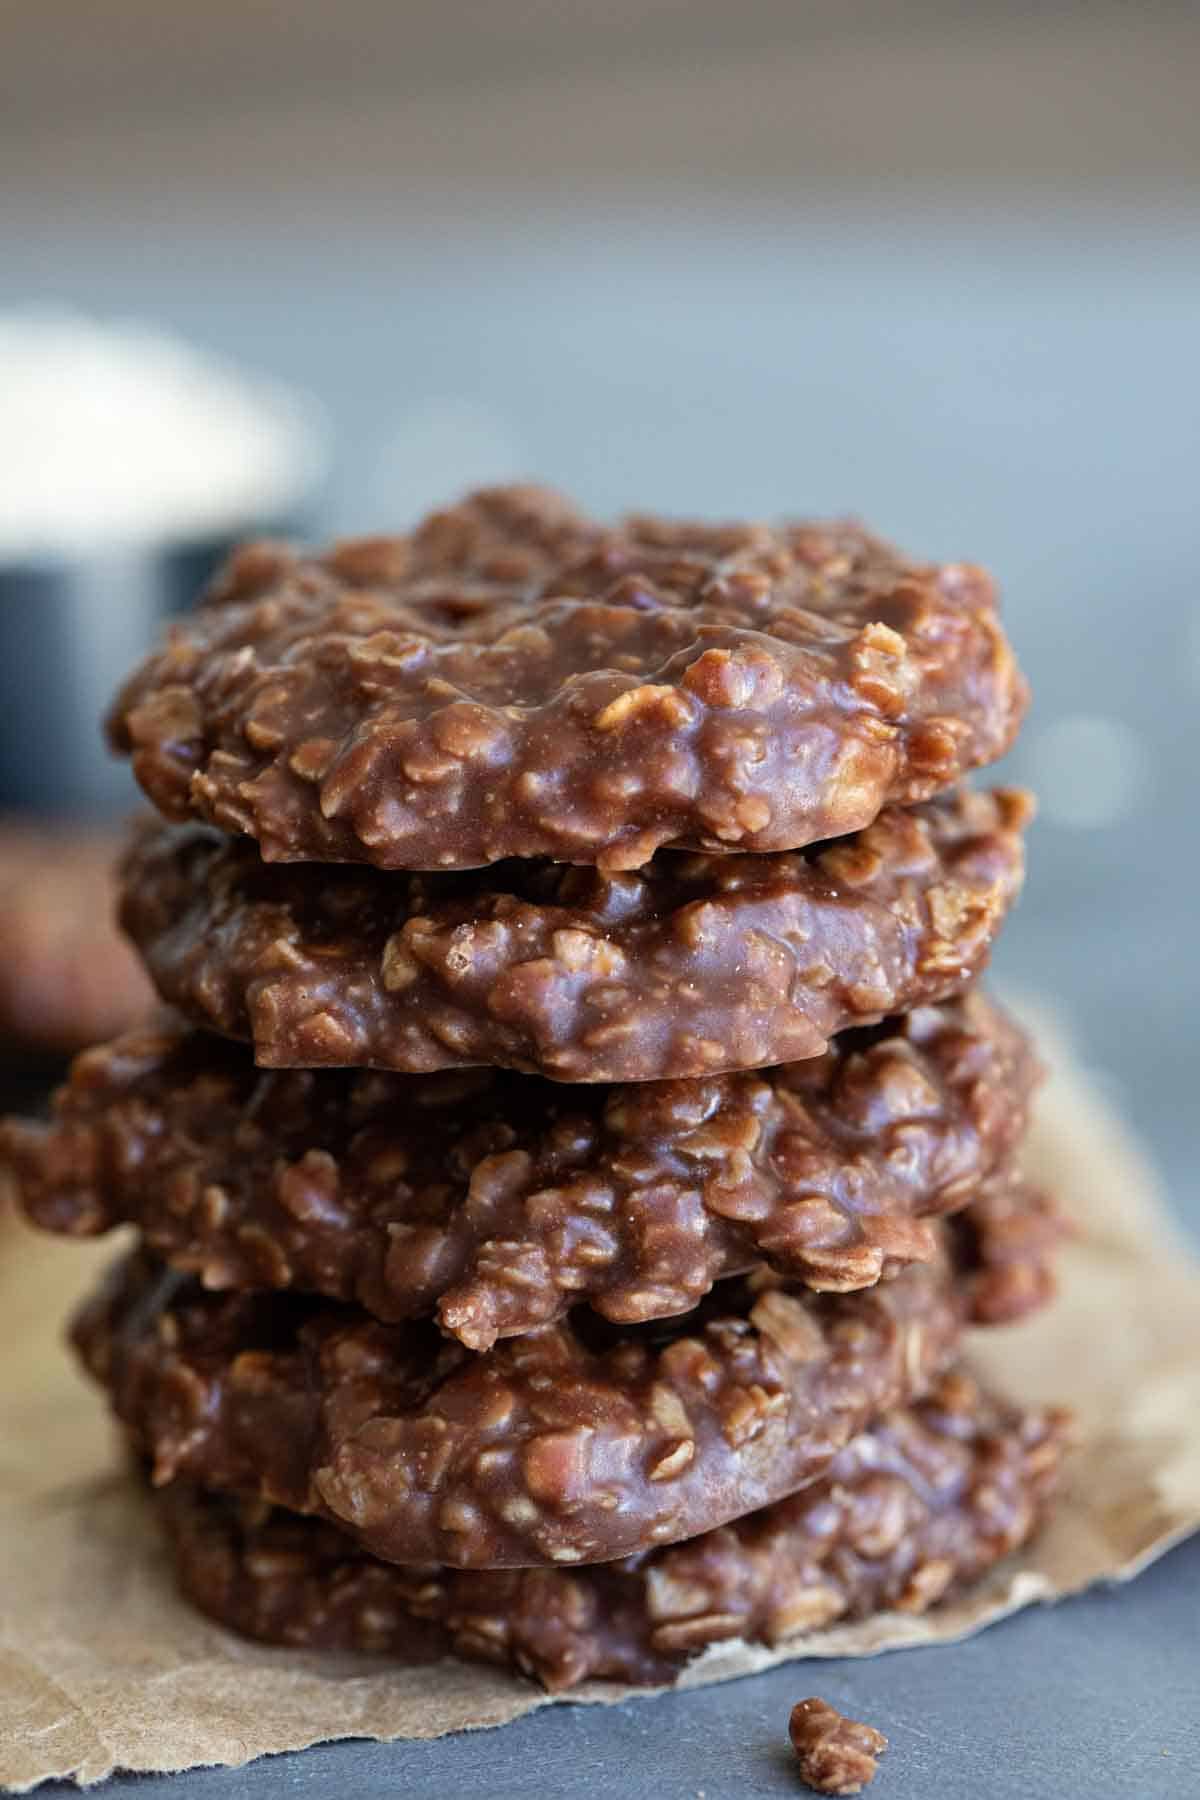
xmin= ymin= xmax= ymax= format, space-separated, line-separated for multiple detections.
xmin=107 ymin=487 xmax=1027 ymax=872
xmin=789 ymin=1699 xmax=888 ymax=1795
xmin=6 ymin=993 xmax=1037 ymax=1346
xmin=75 ymin=1245 xmax=970 ymax=1568
xmin=0 ymin=463 xmax=1068 ymax=1767
xmin=954 ymin=1169 xmax=1063 ymax=1326
xmin=153 ymin=1370 xmax=1070 ymax=1690
xmin=0 ymin=824 xmax=152 ymax=1052
xmin=118 ymin=787 xmax=1030 ymax=1082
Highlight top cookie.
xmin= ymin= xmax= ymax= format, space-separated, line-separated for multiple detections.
xmin=107 ymin=487 xmax=1027 ymax=871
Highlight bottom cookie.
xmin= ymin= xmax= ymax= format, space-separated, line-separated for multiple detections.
xmin=154 ymin=1370 xmax=1069 ymax=1692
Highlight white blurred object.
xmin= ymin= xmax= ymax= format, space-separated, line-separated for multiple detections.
xmin=0 ymin=310 xmax=326 ymax=818
xmin=0 ymin=309 xmax=325 ymax=558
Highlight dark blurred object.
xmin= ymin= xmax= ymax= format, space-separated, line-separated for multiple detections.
xmin=0 ymin=534 xmax=298 ymax=819
xmin=0 ymin=821 xmax=153 ymax=1054
xmin=1 ymin=544 xmax=224 ymax=818
xmin=0 ymin=311 xmax=325 ymax=820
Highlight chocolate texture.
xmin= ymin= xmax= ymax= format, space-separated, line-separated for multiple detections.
xmin=153 ymin=1370 xmax=1069 ymax=1689
xmin=117 ymin=787 xmax=1030 ymax=1081
xmin=74 ymin=1243 xmax=974 ymax=1569
xmin=108 ymin=487 xmax=1027 ymax=872
xmin=5 ymin=993 xmax=1038 ymax=1347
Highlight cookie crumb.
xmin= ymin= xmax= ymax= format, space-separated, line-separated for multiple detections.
xmin=789 ymin=1698 xmax=887 ymax=1795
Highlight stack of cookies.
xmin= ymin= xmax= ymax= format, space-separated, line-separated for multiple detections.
xmin=3 ymin=487 xmax=1069 ymax=1691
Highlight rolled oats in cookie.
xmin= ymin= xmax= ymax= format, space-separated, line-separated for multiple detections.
xmin=117 ymin=787 xmax=1031 ymax=1082
xmin=152 ymin=1371 xmax=1070 ymax=1690
xmin=74 ymin=1242 xmax=969 ymax=1568
xmin=106 ymin=486 xmax=1028 ymax=871
xmin=5 ymin=993 xmax=1039 ymax=1348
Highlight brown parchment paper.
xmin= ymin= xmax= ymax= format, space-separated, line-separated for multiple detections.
xmin=2 ymin=1005 xmax=1198 ymax=1791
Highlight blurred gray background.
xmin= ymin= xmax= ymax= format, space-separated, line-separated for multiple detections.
xmin=4 ymin=7 xmax=1198 ymax=1794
